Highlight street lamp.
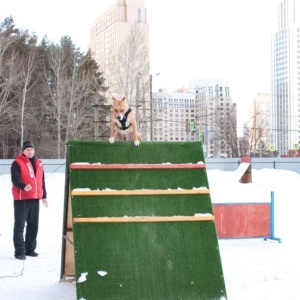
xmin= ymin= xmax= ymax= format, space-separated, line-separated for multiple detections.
xmin=92 ymin=99 xmax=111 ymax=140
xmin=150 ymin=73 xmax=160 ymax=141
xmin=92 ymin=100 xmax=100 ymax=141
xmin=135 ymin=76 xmax=140 ymax=129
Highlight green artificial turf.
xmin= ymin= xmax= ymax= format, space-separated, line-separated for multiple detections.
xmin=65 ymin=141 xmax=227 ymax=300
xmin=67 ymin=141 xmax=205 ymax=164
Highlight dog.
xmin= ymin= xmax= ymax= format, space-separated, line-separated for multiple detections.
xmin=109 ymin=96 xmax=140 ymax=146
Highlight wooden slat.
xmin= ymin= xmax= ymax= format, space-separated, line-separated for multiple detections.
xmin=69 ymin=163 xmax=205 ymax=170
xmin=71 ymin=189 xmax=209 ymax=196
xmin=67 ymin=186 xmax=73 ymax=229
xmin=73 ymin=215 xmax=215 ymax=223
xmin=63 ymin=232 xmax=75 ymax=276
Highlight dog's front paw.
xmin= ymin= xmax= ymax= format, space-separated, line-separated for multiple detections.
xmin=109 ymin=137 xmax=115 ymax=144
xmin=134 ymin=140 xmax=140 ymax=146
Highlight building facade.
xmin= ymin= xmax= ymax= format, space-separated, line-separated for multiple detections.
xmin=152 ymin=89 xmax=196 ymax=142
xmin=189 ymin=79 xmax=237 ymax=158
xmin=152 ymin=79 xmax=237 ymax=157
xmin=271 ymin=0 xmax=300 ymax=155
xmin=89 ymin=0 xmax=151 ymax=140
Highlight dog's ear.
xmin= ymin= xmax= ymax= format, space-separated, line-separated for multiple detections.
xmin=121 ymin=97 xmax=126 ymax=102
xmin=112 ymin=97 xmax=117 ymax=101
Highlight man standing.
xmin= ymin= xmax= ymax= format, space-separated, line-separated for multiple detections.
xmin=11 ymin=140 xmax=48 ymax=260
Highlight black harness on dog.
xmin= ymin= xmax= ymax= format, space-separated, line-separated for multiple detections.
xmin=116 ymin=108 xmax=132 ymax=130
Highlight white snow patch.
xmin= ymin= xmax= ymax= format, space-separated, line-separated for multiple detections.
xmin=194 ymin=213 xmax=213 ymax=216
xmin=77 ymin=272 xmax=88 ymax=283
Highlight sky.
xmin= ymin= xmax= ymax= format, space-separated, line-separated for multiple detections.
xmin=0 ymin=0 xmax=278 ymax=128
xmin=0 ymin=167 xmax=300 ymax=299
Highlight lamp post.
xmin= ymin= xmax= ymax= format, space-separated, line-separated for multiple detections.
xmin=92 ymin=99 xmax=100 ymax=141
xmin=135 ymin=76 xmax=140 ymax=130
xmin=92 ymin=99 xmax=111 ymax=140
xmin=137 ymin=72 xmax=148 ymax=139
xmin=150 ymin=73 xmax=160 ymax=141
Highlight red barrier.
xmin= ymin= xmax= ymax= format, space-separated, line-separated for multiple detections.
xmin=213 ymin=203 xmax=270 ymax=238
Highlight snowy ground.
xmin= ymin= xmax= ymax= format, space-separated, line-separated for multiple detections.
xmin=1 ymin=168 xmax=300 ymax=300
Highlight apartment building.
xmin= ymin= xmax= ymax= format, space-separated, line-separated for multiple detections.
xmin=152 ymin=79 xmax=237 ymax=158
xmin=189 ymin=78 xmax=236 ymax=158
xmin=89 ymin=0 xmax=150 ymax=140
xmin=152 ymin=89 xmax=196 ymax=142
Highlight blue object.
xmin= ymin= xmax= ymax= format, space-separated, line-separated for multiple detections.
xmin=264 ymin=191 xmax=282 ymax=243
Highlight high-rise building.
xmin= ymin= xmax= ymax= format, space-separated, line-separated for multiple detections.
xmin=189 ymin=79 xmax=237 ymax=158
xmin=89 ymin=0 xmax=150 ymax=140
xmin=271 ymin=0 xmax=300 ymax=156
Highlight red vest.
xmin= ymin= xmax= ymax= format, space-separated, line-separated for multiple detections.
xmin=12 ymin=154 xmax=44 ymax=200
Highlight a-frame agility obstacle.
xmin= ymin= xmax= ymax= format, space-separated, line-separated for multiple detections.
xmin=61 ymin=141 xmax=227 ymax=300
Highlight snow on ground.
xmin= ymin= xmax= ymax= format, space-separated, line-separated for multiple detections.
xmin=0 ymin=168 xmax=300 ymax=299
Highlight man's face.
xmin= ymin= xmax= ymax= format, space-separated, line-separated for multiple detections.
xmin=23 ymin=147 xmax=35 ymax=158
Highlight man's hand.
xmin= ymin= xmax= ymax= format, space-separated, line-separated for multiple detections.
xmin=42 ymin=198 xmax=48 ymax=208
xmin=24 ymin=184 xmax=32 ymax=191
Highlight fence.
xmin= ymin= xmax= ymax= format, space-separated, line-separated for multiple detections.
xmin=0 ymin=159 xmax=66 ymax=175
xmin=205 ymin=157 xmax=300 ymax=173
xmin=1 ymin=157 xmax=300 ymax=176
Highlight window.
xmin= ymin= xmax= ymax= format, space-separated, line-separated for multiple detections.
xmin=137 ymin=9 xmax=142 ymax=22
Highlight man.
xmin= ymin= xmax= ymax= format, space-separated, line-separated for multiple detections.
xmin=11 ymin=140 xmax=48 ymax=260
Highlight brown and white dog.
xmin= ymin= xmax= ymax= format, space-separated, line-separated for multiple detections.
xmin=109 ymin=96 xmax=140 ymax=146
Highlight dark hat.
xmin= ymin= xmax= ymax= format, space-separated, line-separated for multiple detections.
xmin=22 ymin=140 xmax=34 ymax=151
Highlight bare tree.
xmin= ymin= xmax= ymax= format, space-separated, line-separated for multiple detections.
xmin=41 ymin=36 xmax=107 ymax=158
xmin=0 ymin=18 xmax=107 ymax=158
xmin=42 ymin=41 xmax=67 ymax=158
xmin=108 ymin=24 xmax=150 ymax=140
xmin=249 ymin=101 xmax=269 ymax=157
xmin=223 ymin=105 xmax=239 ymax=157
xmin=238 ymin=123 xmax=250 ymax=156
xmin=20 ymin=44 xmax=38 ymax=145
xmin=213 ymin=104 xmax=239 ymax=158
xmin=109 ymin=25 xmax=149 ymax=100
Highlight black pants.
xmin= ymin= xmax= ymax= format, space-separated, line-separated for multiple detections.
xmin=13 ymin=199 xmax=39 ymax=256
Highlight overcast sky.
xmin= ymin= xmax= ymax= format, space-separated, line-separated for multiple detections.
xmin=0 ymin=0 xmax=278 ymax=129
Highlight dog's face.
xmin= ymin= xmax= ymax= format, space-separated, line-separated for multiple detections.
xmin=112 ymin=97 xmax=129 ymax=121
